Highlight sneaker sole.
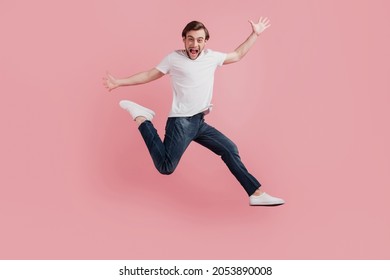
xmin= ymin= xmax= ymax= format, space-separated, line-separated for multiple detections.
xmin=250 ymin=203 xmax=285 ymax=207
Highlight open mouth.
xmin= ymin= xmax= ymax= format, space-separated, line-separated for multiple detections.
xmin=189 ymin=48 xmax=199 ymax=56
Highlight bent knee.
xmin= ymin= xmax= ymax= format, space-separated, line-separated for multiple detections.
xmin=229 ymin=143 xmax=239 ymax=154
xmin=224 ymin=142 xmax=239 ymax=155
xmin=156 ymin=164 xmax=177 ymax=175
xmin=158 ymin=169 xmax=174 ymax=175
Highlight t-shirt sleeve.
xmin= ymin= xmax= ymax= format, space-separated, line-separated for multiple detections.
xmin=214 ymin=51 xmax=227 ymax=67
xmin=155 ymin=53 xmax=171 ymax=74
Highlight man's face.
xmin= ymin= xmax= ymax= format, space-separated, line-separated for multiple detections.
xmin=183 ymin=29 xmax=207 ymax=60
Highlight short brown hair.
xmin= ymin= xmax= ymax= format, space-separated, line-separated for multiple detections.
xmin=181 ymin=21 xmax=210 ymax=40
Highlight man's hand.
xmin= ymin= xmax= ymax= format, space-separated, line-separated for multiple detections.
xmin=249 ymin=17 xmax=271 ymax=36
xmin=224 ymin=17 xmax=271 ymax=64
xmin=103 ymin=72 xmax=119 ymax=92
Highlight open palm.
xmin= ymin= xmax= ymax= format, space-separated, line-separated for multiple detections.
xmin=249 ymin=17 xmax=271 ymax=35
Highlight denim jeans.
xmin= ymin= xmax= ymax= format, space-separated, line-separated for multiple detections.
xmin=138 ymin=112 xmax=261 ymax=196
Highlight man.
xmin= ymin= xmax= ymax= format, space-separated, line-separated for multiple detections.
xmin=103 ymin=18 xmax=284 ymax=206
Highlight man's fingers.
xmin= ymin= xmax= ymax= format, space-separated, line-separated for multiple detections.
xmin=251 ymin=17 xmax=271 ymax=30
xmin=106 ymin=71 xmax=115 ymax=81
xmin=258 ymin=17 xmax=270 ymax=24
xmin=260 ymin=17 xmax=271 ymax=29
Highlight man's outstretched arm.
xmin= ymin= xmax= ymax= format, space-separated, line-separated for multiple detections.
xmin=103 ymin=68 xmax=165 ymax=92
xmin=223 ymin=17 xmax=271 ymax=65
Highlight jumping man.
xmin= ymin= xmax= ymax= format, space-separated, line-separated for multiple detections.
xmin=103 ymin=18 xmax=285 ymax=206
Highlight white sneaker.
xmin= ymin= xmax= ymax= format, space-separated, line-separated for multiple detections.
xmin=119 ymin=100 xmax=155 ymax=121
xmin=249 ymin=192 xmax=285 ymax=206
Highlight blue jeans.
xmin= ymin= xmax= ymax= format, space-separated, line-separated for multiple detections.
xmin=138 ymin=112 xmax=261 ymax=196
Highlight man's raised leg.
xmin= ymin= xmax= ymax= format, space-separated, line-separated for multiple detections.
xmin=119 ymin=100 xmax=193 ymax=175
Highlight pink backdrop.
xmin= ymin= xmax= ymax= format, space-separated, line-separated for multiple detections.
xmin=1 ymin=0 xmax=389 ymax=259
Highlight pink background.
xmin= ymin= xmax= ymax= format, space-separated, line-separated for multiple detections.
xmin=1 ymin=0 xmax=389 ymax=259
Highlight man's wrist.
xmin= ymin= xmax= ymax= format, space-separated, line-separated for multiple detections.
xmin=252 ymin=31 xmax=260 ymax=37
xmin=116 ymin=79 xmax=126 ymax=87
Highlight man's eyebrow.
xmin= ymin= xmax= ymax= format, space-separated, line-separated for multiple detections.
xmin=187 ymin=35 xmax=204 ymax=39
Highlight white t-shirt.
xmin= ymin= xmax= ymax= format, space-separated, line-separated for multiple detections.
xmin=156 ymin=49 xmax=227 ymax=117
